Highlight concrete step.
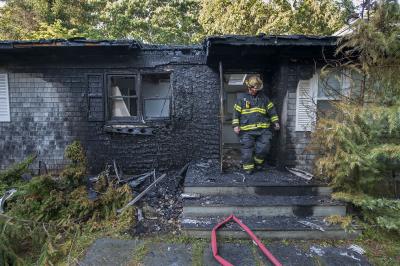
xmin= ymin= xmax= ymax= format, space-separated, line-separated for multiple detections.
xmin=184 ymin=185 xmax=332 ymax=197
xmin=181 ymin=216 xmax=360 ymax=239
xmin=183 ymin=195 xmax=346 ymax=217
xmin=184 ymin=161 xmax=330 ymax=197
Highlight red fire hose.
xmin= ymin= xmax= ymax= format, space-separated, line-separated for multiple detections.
xmin=211 ymin=214 xmax=282 ymax=266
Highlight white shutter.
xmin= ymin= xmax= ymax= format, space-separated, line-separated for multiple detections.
xmin=295 ymin=74 xmax=317 ymax=131
xmin=0 ymin=73 xmax=10 ymax=122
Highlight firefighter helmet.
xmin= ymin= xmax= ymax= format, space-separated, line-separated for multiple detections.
xmin=245 ymin=75 xmax=263 ymax=91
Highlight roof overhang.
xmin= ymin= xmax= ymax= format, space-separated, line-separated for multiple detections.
xmin=205 ymin=34 xmax=338 ymax=67
xmin=0 ymin=38 xmax=142 ymax=57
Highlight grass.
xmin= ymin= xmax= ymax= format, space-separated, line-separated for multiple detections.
xmin=75 ymin=226 xmax=400 ymax=266
xmin=128 ymin=242 xmax=150 ymax=266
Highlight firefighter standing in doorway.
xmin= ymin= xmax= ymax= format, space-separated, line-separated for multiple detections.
xmin=232 ymin=75 xmax=280 ymax=174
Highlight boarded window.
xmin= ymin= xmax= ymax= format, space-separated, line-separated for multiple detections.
xmin=109 ymin=76 xmax=138 ymax=118
xmin=141 ymin=73 xmax=171 ymax=119
xmin=0 ymin=73 xmax=10 ymax=122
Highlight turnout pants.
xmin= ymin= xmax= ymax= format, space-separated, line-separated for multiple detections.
xmin=239 ymin=129 xmax=272 ymax=171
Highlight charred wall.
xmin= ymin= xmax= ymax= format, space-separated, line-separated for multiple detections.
xmin=0 ymin=48 xmax=220 ymax=174
xmin=279 ymin=60 xmax=317 ymax=172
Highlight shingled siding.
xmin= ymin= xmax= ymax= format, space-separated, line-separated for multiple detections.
xmin=281 ymin=62 xmax=317 ymax=172
xmin=0 ymin=50 xmax=220 ymax=174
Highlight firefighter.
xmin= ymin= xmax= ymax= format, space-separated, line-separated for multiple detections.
xmin=232 ymin=75 xmax=280 ymax=174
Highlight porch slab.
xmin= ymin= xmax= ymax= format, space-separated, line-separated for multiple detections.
xmin=185 ymin=160 xmax=326 ymax=187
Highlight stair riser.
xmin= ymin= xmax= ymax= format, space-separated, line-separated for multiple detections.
xmin=183 ymin=206 xmax=346 ymax=217
xmin=184 ymin=186 xmax=332 ymax=197
xmin=183 ymin=230 xmax=360 ymax=240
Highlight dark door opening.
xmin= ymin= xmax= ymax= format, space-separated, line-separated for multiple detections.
xmin=221 ymin=73 xmax=262 ymax=171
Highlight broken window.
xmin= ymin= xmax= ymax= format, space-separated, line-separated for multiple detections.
xmin=107 ymin=73 xmax=171 ymax=121
xmin=109 ymin=76 xmax=138 ymax=118
xmin=142 ymin=73 xmax=171 ymax=119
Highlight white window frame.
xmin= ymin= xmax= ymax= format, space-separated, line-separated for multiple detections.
xmin=317 ymin=69 xmax=352 ymax=101
xmin=0 ymin=73 xmax=10 ymax=122
xmin=295 ymin=69 xmax=355 ymax=132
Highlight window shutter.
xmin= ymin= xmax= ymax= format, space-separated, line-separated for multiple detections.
xmin=87 ymin=74 xmax=104 ymax=122
xmin=295 ymin=74 xmax=317 ymax=131
xmin=0 ymin=73 xmax=10 ymax=122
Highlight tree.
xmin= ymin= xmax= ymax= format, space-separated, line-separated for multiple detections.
xmin=99 ymin=0 xmax=203 ymax=44
xmin=0 ymin=0 xmax=106 ymax=40
xmin=311 ymin=0 xmax=400 ymax=233
xmin=0 ymin=0 xmax=203 ymax=43
xmin=199 ymin=0 xmax=352 ymax=36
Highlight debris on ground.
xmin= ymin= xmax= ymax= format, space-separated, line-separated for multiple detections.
xmin=181 ymin=193 xmax=201 ymax=199
xmin=298 ymin=220 xmax=325 ymax=232
xmin=348 ymin=244 xmax=366 ymax=255
xmin=0 ymin=189 xmax=17 ymax=213
xmin=222 ymin=148 xmax=241 ymax=171
xmin=117 ymin=173 xmax=167 ymax=213
xmin=285 ymin=167 xmax=314 ymax=180
xmin=126 ymin=163 xmax=190 ymax=237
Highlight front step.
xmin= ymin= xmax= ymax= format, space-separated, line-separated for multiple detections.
xmin=181 ymin=161 xmax=353 ymax=239
xmin=183 ymin=195 xmax=346 ymax=217
xmin=184 ymin=185 xmax=332 ymax=196
xmin=181 ymin=216 xmax=361 ymax=239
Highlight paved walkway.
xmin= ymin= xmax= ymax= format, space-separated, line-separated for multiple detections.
xmin=80 ymin=238 xmax=371 ymax=266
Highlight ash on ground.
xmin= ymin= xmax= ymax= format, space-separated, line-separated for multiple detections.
xmin=128 ymin=170 xmax=184 ymax=237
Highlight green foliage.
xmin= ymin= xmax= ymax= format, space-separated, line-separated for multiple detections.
xmin=0 ymin=141 xmax=134 ymax=264
xmin=65 ymin=140 xmax=87 ymax=166
xmin=0 ymin=0 xmax=106 ymax=40
xmin=314 ymin=103 xmax=400 ymax=194
xmin=0 ymin=0 xmax=203 ymax=43
xmin=0 ymin=154 xmax=35 ymax=190
xmin=1 ymin=0 xmax=352 ymax=43
xmin=333 ymin=192 xmax=400 ymax=234
xmin=100 ymin=0 xmax=203 ymax=44
xmin=199 ymin=0 xmax=350 ymax=36
xmin=312 ymin=0 xmax=400 ymax=235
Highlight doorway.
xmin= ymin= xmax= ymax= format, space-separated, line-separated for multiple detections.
xmin=221 ymin=73 xmax=262 ymax=171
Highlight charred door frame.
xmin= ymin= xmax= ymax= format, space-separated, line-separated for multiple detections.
xmin=219 ymin=61 xmax=224 ymax=172
xmin=218 ymin=64 xmax=266 ymax=172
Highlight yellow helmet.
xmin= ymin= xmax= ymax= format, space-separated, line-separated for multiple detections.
xmin=245 ymin=75 xmax=263 ymax=91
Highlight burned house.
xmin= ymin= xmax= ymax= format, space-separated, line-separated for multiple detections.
xmin=0 ymin=35 xmax=340 ymax=174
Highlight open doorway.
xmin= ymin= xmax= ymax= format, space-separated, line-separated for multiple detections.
xmin=222 ymin=73 xmax=262 ymax=171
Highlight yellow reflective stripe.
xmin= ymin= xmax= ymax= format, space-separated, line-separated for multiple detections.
xmin=267 ymin=102 xmax=274 ymax=110
xmin=270 ymin=115 xmax=279 ymax=122
xmin=232 ymin=119 xmax=239 ymax=125
xmin=240 ymin=123 xmax=270 ymax=131
xmin=243 ymin=164 xmax=254 ymax=170
xmin=234 ymin=104 xmax=242 ymax=112
xmin=241 ymin=108 xmax=266 ymax=115
xmin=254 ymin=156 xmax=264 ymax=164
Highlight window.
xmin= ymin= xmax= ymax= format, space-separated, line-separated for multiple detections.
xmin=296 ymin=69 xmax=362 ymax=131
xmin=142 ymin=73 xmax=171 ymax=119
xmin=107 ymin=73 xmax=171 ymax=121
xmin=109 ymin=75 xmax=138 ymax=118
xmin=0 ymin=73 xmax=10 ymax=122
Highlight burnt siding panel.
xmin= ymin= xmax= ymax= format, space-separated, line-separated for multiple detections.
xmin=87 ymin=74 xmax=105 ymax=122
xmin=1 ymin=71 xmax=88 ymax=171
xmin=0 ymin=53 xmax=220 ymax=174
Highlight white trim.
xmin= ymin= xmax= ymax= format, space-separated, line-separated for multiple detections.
xmin=0 ymin=73 xmax=10 ymax=122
